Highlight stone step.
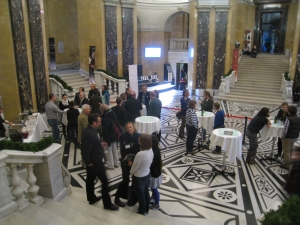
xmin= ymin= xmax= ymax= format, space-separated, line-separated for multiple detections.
xmin=237 ymin=77 xmax=282 ymax=81
xmin=233 ymin=81 xmax=281 ymax=87
xmin=228 ymin=90 xmax=282 ymax=98
xmin=61 ymin=76 xmax=88 ymax=82
xmin=230 ymin=86 xmax=279 ymax=92
xmin=215 ymin=95 xmax=283 ymax=106
xmin=20 ymin=203 xmax=72 ymax=225
xmin=223 ymin=93 xmax=283 ymax=102
xmin=0 ymin=212 xmax=38 ymax=225
xmin=40 ymin=198 xmax=108 ymax=225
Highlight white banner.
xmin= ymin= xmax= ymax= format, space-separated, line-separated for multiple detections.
xmin=128 ymin=65 xmax=139 ymax=97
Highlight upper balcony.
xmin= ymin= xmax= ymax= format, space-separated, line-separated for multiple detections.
xmin=169 ymin=38 xmax=189 ymax=52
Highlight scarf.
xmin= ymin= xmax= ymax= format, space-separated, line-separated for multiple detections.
xmin=61 ymin=99 xmax=68 ymax=106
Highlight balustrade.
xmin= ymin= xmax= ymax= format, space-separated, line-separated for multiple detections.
xmin=94 ymin=71 xmax=127 ymax=96
xmin=169 ymin=39 xmax=189 ymax=51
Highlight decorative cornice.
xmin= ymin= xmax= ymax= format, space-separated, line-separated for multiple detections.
xmin=238 ymin=0 xmax=254 ymax=6
xmin=215 ymin=5 xmax=230 ymax=11
xmin=103 ymin=0 xmax=119 ymax=7
xmin=121 ymin=0 xmax=136 ymax=8
xmin=196 ymin=5 xmax=213 ymax=12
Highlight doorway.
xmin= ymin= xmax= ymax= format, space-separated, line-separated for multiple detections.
xmin=254 ymin=5 xmax=288 ymax=54
xmin=176 ymin=63 xmax=188 ymax=90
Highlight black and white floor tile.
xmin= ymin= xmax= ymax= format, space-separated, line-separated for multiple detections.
xmin=58 ymin=90 xmax=299 ymax=225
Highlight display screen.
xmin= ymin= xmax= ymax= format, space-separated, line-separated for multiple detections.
xmin=145 ymin=48 xmax=161 ymax=57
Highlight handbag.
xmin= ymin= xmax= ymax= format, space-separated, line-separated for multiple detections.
xmin=127 ymin=184 xmax=138 ymax=207
xmin=123 ymin=154 xmax=135 ymax=167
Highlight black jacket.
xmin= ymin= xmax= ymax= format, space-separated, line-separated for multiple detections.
xmin=286 ymin=114 xmax=300 ymax=139
xmin=150 ymin=135 xmax=162 ymax=178
xmin=138 ymin=91 xmax=150 ymax=109
xmin=81 ymin=126 xmax=105 ymax=165
xmin=124 ymin=98 xmax=143 ymax=123
xmin=88 ymin=88 xmax=100 ymax=99
xmin=276 ymin=109 xmax=287 ymax=121
xmin=59 ymin=101 xmax=69 ymax=111
xmin=119 ymin=132 xmax=140 ymax=159
xmin=201 ymin=98 xmax=214 ymax=112
xmin=79 ymin=98 xmax=89 ymax=108
xmin=101 ymin=109 xmax=120 ymax=145
xmin=111 ymin=105 xmax=128 ymax=127
xmin=74 ymin=92 xmax=80 ymax=106
xmin=67 ymin=108 xmax=80 ymax=128
xmin=89 ymin=95 xmax=102 ymax=114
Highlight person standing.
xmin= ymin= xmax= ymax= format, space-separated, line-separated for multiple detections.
xmin=124 ymin=91 xmax=143 ymax=123
xmin=89 ymin=89 xmax=102 ymax=114
xmin=79 ymin=92 xmax=89 ymax=108
xmin=74 ymin=87 xmax=84 ymax=106
xmin=111 ymin=97 xmax=128 ymax=128
xmin=212 ymin=102 xmax=225 ymax=154
xmin=130 ymin=134 xmax=154 ymax=216
xmin=45 ymin=93 xmax=65 ymax=142
xmin=67 ymin=101 xmax=80 ymax=146
xmin=199 ymin=91 xmax=214 ymax=141
xmin=246 ymin=107 xmax=271 ymax=165
xmin=179 ymin=90 xmax=190 ymax=139
xmin=148 ymin=91 xmax=162 ymax=140
xmin=185 ymin=100 xmax=198 ymax=155
xmin=100 ymin=104 xmax=120 ymax=170
xmin=126 ymin=87 xmax=132 ymax=100
xmin=88 ymin=84 xmax=100 ymax=99
xmin=59 ymin=94 xmax=69 ymax=141
xmin=77 ymin=104 xmax=91 ymax=145
xmin=101 ymin=85 xmax=110 ymax=105
xmin=281 ymin=106 xmax=300 ymax=170
xmin=114 ymin=122 xmax=140 ymax=207
xmin=81 ymin=113 xmax=119 ymax=210
xmin=138 ymin=85 xmax=150 ymax=111
xmin=275 ymin=102 xmax=289 ymax=159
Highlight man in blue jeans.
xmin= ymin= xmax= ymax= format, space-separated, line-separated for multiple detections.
xmin=45 ymin=93 xmax=65 ymax=142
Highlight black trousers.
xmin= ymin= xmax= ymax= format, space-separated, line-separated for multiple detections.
xmin=86 ymin=162 xmax=112 ymax=207
xmin=115 ymin=163 xmax=130 ymax=199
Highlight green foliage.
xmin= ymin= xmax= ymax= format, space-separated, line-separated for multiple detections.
xmin=261 ymin=195 xmax=300 ymax=225
xmin=284 ymin=71 xmax=291 ymax=81
xmin=223 ymin=69 xmax=233 ymax=77
xmin=49 ymin=74 xmax=74 ymax=91
xmin=97 ymin=69 xmax=129 ymax=82
xmin=0 ymin=137 xmax=55 ymax=152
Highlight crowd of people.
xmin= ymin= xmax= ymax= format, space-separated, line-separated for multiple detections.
xmin=42 ymin=84 xmax=300 ymax=214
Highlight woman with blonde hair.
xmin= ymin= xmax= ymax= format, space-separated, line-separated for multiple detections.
xmin=114 ymin=122 xmax=140 ymax=207
xmin=130 ymin=133 xmax=153 ymax=215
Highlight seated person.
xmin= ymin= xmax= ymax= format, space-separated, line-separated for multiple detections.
xmin=251 ymin=45 xmax=257 ymax=58
xmin=242 ymin=45 xmax=251 ymax=55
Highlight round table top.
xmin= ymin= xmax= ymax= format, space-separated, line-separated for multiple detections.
xmin=270 ymin=120 xmax=284 ymax=128
xmin=212 ymin=128 xmax=242 ymax=138
xmin=135 ymin=116 xmax=160 ymax=123
xmin=196 ymin=111 xmax=215 ymax=118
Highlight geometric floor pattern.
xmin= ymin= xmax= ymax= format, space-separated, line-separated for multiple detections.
xmin=60 ymin=90 xmax=299 ymax=225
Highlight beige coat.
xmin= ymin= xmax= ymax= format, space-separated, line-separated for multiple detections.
xmin=77 ymin=113 xmax=88 ymax=143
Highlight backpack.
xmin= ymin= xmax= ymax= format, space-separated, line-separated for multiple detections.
xmin=109 ymin=114 xmax=123 ymax=140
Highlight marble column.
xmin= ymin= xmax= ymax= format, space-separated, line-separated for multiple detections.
xmin=104 ymin=0 xmax=118 ymax=75
xmin=213 ymin=6 xmax=229 ymax=89
xmin=8 ymin=0 xmax=33 ymax=111
xmin=27 ymin=0 xmax=48 ymax=112
xmin=196 ymin=7 xmax=211 ymax=89
xmin=121 ymin=1 xmax=135 ymax=79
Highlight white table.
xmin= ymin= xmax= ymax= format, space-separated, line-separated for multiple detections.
xmin=140 ymin=104 xmax=147 ymax=117
xmin=260 ymin=120 xmax=284 ymax=162
xmin=62 ymin=108 xmax=82 ymax=126
xmin=135 ymin=116 xmax=161 ymax=134
xmin=209 ymin=128 xmax=242 ymax=164
xmin=196 ymin=111 xmax=215 ymax=147
xmin=23 ymin=113 xmax=49 ymax=143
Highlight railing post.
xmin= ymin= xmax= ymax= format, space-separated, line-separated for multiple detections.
xmin=26 ymin=163 xmax=44 ymax=205
xmin=243 ymin=116 xmax=248 ymax=145
xmin=9 ymin=163 xmax=29 ymax=210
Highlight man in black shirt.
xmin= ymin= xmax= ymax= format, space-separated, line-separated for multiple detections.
xmin=111 ymin=97 xmax=128 ymax=127
xmin=81 ymin=113 xmax=118 ymax=210
xmin=89 ymin=89 xmax=102 ymax=114
xmin=246 ymin=107 xmax=271 ymax=165
xmin=124 ymin=91 xmax=142 ymax=123
xmin=138 ymin=85 xmax=150 ymax=111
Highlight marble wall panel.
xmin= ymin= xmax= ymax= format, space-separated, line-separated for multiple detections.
xmin=27 ymin=0 xmax=48 ymax=112
xmin=213 ymin=12 xmax=228 ymax=89
xmin=294 ymin=39 xmax=300 ymax=88
xmin=122 ymin=8 xmax=134 ymax=79
xmin=196 ymin=12 xmax=210 ymax=89
xmin=8 ymin=0 xmax=33 ymax=111
xmin=105 ymin=6 xmax=118 ymax=75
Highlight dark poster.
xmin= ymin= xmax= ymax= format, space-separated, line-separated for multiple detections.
xmin=49 ymin=37 xmax=56 ymax=70
xmin=89 ymin=46 xmax=96 ymax=84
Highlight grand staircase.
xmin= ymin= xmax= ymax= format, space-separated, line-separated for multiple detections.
xmin=0 ymin=186 xmax=220 ymax=225
xmin=216 ymin=54 xmax=290 ymax=106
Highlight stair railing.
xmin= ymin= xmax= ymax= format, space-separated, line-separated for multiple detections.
xmin=218 ymin=71 xmax=236 ymax=95
xmin=94 ymin=71 xmax=128 ymax=95
xmin=49 ymin=78 xmax=75 ymax=101
xmin=280 ymin=74 xmax=293 ymax=103
xmin=0 ymin=143 xmax=70 ymax=218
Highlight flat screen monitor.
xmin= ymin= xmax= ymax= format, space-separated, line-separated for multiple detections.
xmin=145 ymin=48 xmax=161 ymax=57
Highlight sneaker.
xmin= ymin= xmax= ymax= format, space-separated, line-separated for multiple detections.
xmin=191 ymin=150 xmax=197 ymax=155
xmin=212 ymin=150 xmax=221 ymax=154
xmin=150 ymin=198 xmax=155 ymax=204
xmin=279 ymin=164 xmax=289 ymax=170
xmin=150 ymin=204 xmax=160 ymax=210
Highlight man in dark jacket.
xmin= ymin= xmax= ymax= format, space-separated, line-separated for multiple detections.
xmin=124 ymin=91 xmax=143 ymax=123
xmin=74 ymin=87 xmax=84 ymax=106
xmin=100 ymin=104 xmax=120 ymax=169
xmin=111 ymin=97 xmax=127 ymax=127
xmin=148 ymin=91 xmax=162 ymax=119
xmin=81 ymin=113 xmax=118 ymax=210
xmin=79 ymin=92 xmax=89 ymax=108
xmin=281 ymin=106 xmax=300 ymax=170
xmin=89 ymin=89 xmax=102 ymax=114
xmin=88 ymin=84 xmax=100 ymax=99
xmin=138 ymin=85 xmax=150 ymax=111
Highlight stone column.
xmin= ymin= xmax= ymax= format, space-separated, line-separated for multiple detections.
xmin=195 ymin=6 xmax=212 ymax=89
xmin=213 ymin=6 xmax=229 ymax=89
xmin=121 ymin=0 xmax=136 ymax=79
xmin=104 ymin=0 xmax=119 ymax=75
xmin=290 ymin=2 xmax=300 ymax=80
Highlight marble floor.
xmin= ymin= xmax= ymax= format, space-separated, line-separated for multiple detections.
xmin=59 ymin=90 xmax=300 ymax=225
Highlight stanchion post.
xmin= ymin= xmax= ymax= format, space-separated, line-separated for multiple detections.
xmin=242 ymin=116 xmax=248 ymax=145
